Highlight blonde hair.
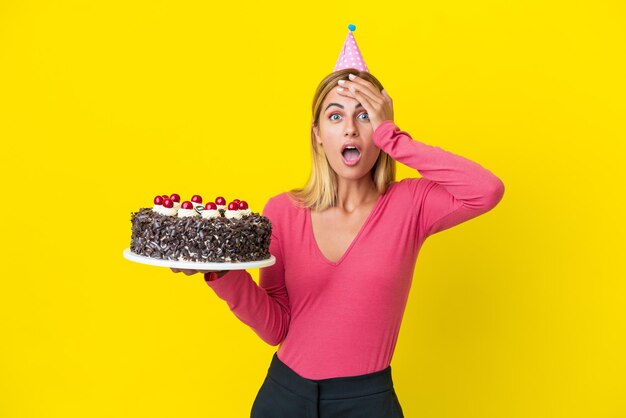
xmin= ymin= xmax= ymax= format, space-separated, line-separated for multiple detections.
xmin=287 ymin=69 xmax=396 ymax=211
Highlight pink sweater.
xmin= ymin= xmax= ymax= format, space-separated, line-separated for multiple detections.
xmin=206 ymin=120 xmax=505 ymax=380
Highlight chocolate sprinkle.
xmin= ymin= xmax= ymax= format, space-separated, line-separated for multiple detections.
xmin=130 ymin=208 xmax=272 ymax=263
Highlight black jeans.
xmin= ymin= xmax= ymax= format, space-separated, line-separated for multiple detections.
xmin=251 ymin=353 xmax=404 ymax=418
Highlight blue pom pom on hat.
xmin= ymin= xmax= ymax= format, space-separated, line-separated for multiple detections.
xmin=333 ymin=23 xmax=369 ymax=73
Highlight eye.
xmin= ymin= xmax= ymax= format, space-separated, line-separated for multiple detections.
xmin=328 ymin=112 xmax=368 ymax=121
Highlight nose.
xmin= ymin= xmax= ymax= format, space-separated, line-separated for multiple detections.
xmin=344 ymin=119 xmax=359 ymax=137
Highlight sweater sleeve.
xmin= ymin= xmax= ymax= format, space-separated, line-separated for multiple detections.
xmin=373 ymin=120 xmax=505 ymax=239
xmin=204 ymin=197 xmax=290 ymax=346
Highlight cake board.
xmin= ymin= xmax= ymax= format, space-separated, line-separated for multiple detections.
xmin=123 ymin=248 xmax=276 ymax=270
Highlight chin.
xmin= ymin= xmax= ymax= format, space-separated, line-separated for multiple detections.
xmin=337 ymin=172 xmax=369 ymax=181
xmin=332 ymin=162 xmax=376 ymax=180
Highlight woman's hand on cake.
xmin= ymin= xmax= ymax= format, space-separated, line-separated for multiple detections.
xmin=336 ymin=74 xmax=394 ymax=132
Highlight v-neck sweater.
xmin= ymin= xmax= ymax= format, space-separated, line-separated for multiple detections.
xmin=206 ymin=120 xmax=505 ymax=379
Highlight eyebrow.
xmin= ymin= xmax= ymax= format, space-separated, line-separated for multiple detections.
xmin=325 ymin=103 xmax=363 ymax=112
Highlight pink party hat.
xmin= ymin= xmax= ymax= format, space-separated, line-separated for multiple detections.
xmin=333 ymin=24 xmax=369 ymax=73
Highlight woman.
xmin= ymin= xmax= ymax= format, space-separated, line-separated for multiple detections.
xmin=172 ymin=68 xmax=505 ymax=417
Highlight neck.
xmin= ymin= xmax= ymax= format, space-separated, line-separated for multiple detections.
xmin=335 ymin=176 xmax=379 ymax=212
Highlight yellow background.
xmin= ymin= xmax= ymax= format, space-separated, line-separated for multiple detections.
xmin=1 ymin=1 xmax=624 ymax=417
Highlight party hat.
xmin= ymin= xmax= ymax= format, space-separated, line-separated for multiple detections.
xmin=333 ymin=24 xmax=369 ymax=73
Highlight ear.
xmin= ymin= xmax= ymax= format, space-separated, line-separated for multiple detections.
xmin=312 ymin=124 xmax=322 ymax=145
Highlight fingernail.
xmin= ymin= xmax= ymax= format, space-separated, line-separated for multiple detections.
xmin=337 ymin=87 xmax=344 ymax=92
xmin=338 ymin=79 xmax=346 ymax=85
xmin=348 ymin=74 xmax=356 ymax=80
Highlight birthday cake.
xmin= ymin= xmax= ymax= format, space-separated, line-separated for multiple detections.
xmin=130 ymin=194 xmax=272 ymax=263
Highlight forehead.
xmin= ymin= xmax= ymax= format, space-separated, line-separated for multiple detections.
xmin=322 ymin=89 xmax=361 ymax=110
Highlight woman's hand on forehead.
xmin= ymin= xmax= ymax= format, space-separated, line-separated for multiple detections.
xmin=336 ymin=74 xmax=394 ymax=131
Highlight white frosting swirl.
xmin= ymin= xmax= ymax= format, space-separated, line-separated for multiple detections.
xmin=225 ymin=210 xmax=243 ymax=220
xmin=216 ymin=204 xmax=226 ymax=210
xmin=177 ymin=208 xmax=198 ymax=218
xmin=240 ymin=208 xmax=252 ymax=216
xmin=201 ymin=209 xmax=220 ymax=219
xmin=152 ymin=205 xmax=177 ymax=216
xmin=162 ymin=207 xmax=178 ymax=216
xmin=172 ymin=201 xmax=181 ymax=209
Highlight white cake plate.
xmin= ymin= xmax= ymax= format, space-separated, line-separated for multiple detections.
xmin=123 ymin=248 xmax=276 ymax=271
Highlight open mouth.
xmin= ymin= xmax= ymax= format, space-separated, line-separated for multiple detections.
xmin=341 ymin=146 xmax=361 ymax=166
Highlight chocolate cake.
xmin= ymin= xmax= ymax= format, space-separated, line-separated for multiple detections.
xmin=129 ymin=194 xmax=272 ymax=263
